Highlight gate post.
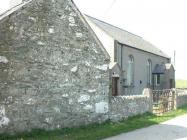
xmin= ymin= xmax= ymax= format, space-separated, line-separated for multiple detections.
xmin=143 ymin=88 xmax=153 ymax=113
xmin=173 ymin=88 xmax=178 ymax=110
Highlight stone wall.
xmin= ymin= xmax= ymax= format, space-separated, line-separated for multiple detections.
xmin=176 ymin=90 xmax=187 ymax=108
xmin=0 ymin=0 xmax=110 ymax=134
xmin=109 ymin=92 xmax=152 ymax=121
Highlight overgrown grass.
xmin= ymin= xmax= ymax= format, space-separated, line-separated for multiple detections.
xmin=176 ymin=79 xmax=187 ymax=89
xmin=1 ymin=105 xmax=187 ymax=140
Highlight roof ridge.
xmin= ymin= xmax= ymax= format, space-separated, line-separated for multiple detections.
xmin=85 ymin=14 xmax=142 ymax=39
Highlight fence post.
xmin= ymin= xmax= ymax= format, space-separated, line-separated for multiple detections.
xmin=143 ymin=88 xmax=153 ymax=113
xmin=173 ymin=88 xmax=178 ymax=110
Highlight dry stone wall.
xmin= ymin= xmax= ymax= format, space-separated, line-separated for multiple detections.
xmin=176 ymin=90 xmax=187 ymax=108
xmin=109 ymin=94 xmax=151 ymax=121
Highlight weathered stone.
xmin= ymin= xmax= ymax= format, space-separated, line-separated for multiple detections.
xmin=0 ymin=56 xmax=9 ymax=64
xmin=176 ymin=90 xmax=187 ymax=108
xmin=0 ymin=0 xmax=109 ymax=134
xmin=0 ymin=106 xmax=10 ymax=128
xmin=109 ymin=95 xmax=151 ymax=122
xmin=95 ymin=101 xmax=109 ymax=114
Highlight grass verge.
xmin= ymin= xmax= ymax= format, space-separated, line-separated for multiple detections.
xmin=176 ymin=79 xmax=187 ymax=89
xmin=1 ymin=105 xmax=187 ymax=140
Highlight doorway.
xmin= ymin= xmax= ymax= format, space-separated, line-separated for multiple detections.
xmin=112 ymin=77 xmax=119 ymax=96
xmin=170 ymin=79 xmax=174 ymax=88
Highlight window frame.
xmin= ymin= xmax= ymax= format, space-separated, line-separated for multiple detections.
xmin=147 ymin=59 xmax=152 ymax=86
xmin=116 ymin=43 xmax=123 ymax=68
xmin=127 ymin=55 xmax=134 ymax=86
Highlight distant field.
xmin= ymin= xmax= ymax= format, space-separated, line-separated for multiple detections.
xmin=176 ymin=80 xmax=187 ymax=89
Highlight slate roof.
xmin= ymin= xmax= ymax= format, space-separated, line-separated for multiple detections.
xmin=152 ymin=64 xmax=166 ymax=74
xmin=152 ymin=63 xmax=174 ymax=74
xmin=85 ymin=15 xmax=170 ymax=58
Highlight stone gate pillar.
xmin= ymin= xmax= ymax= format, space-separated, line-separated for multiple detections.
xmin=173 ymin=88 xmax=178 ymax=110
xmin=143 ymin=88 xmax=153 ymax=113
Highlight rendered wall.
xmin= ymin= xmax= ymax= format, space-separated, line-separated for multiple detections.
xmin=121 ymin=45 xmax=170 ymax=94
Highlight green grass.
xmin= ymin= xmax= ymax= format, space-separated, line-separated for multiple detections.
xmin=1 ymin=105 xmax=187 ymax=140
xmin=176 ymin=79 xmax=187 ymax=89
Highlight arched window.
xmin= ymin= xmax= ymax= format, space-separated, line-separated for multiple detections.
xmin=127 ymin=55 xmax=134 ymax=86
xmin=147 ymin=59 xmax=152 ymax=86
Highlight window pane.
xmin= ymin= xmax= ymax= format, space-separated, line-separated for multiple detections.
xmin=157 ymin=75 xmax=160 ymax=84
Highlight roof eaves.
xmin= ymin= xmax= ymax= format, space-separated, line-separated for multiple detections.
xmin=118 ymin=41 xmax=170 ymax=59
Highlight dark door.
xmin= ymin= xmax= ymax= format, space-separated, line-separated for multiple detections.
xmin=112 ymin=77 xmax=119 ymax=96
xmin=170 ymin=79 xmax=174 ymax=88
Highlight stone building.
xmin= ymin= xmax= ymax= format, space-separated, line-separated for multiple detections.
xmin=0 ymin=0 xmax=175 ymax=134
xmin=0 ymin=0 xmax=110 ymax=133
xmin=85 ymin=15 xmax=175 ymax=95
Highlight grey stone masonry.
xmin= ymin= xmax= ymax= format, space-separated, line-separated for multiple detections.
xmin=175 ymin=89 xmax=187 ymax=108
xmin=109 ymin=89 xmax=152 ymax=122
xmin=0 ymin=0 xmax=110 ymax=133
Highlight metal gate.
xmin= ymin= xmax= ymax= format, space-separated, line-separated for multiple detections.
xmin=153 ymin=89 xmax=175 ymax=115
